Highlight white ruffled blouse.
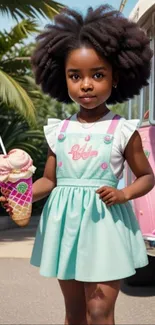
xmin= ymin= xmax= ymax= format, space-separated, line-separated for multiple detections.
xmin=44 ymin=111 xmax=139 ymax=179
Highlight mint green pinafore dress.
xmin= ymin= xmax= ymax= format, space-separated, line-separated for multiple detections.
xmin=30 ymin=115 xmax=148 ymax=281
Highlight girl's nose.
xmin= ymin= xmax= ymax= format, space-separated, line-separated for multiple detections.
xmin=81 ymin=79 xmax=93 ymax=92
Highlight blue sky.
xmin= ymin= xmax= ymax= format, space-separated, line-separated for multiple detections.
xmin=0 ymin=0 xmax=138 ymax=31
xmin=60 ymin=0 xmax=137 ymax=17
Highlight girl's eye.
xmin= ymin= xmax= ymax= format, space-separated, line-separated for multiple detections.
xmin=94 ymin=73 xmax=104 ymax=79
xmin=69 ymin=74 xmax=80 ymax=81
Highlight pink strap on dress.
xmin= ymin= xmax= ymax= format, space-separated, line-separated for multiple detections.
xmin=60 ymin=114 xmax=121 ymax=134
xmin=60 ymin=117 xmax=71 ymax=133
xmin=107 ymin=115 xmax=121 ymax=135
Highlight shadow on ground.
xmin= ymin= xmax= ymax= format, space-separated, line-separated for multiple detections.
xmin=0 ymin=216 xmax=39 ymax=242
xmin=121 ymin=280 xmax=155 ymax=297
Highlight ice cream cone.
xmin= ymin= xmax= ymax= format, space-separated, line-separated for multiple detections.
xmin=0 ymin=177 xmax=32 ymax=227
xmin=0 ymin=149 xmax=36 ymax=226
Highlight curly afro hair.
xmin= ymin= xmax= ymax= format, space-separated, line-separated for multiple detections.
xmin=32 ymin=4 xmax=153 ymax=105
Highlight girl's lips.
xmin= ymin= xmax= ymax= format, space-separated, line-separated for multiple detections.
xmin=79 ymin=96 xmax=96 ymax=103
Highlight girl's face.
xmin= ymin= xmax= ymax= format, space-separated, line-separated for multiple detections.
xmin=65 ymin=47 xmax=115 ymax=110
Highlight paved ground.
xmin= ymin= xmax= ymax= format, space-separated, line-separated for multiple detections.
xmin=0 ymin=224 xmax=155 ymax=324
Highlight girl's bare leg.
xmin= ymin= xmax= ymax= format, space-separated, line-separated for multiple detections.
xmin=84 ymin=280 xmax=120 ymax=325
xmin=58 ymin=279 xmax=88 ymax=325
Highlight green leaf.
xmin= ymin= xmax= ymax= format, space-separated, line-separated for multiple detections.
xmin=0 ymin=69 xmax=36 ymax=124
xmin=0 ymin=0 xmax=65 ymax=20
xmin=0 ymin=20 xmax=38 ymax=57
xmin=8 ymin=18 xmax=39 ymax=42
xmin=1 ymin=57 xmax=31 ymax=74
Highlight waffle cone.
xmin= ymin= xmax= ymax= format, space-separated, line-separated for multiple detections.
xmin=0 ymin=177 xmax=32 ymax=227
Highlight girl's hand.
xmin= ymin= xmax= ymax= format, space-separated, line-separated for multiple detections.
xmin=0 ymin=196 xmax=12 ymax=214
xmin=96 ymin=186 xmax=126 ymax=206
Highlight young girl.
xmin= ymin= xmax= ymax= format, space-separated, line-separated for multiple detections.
xmin=2 ymin=4 xmax=155 ymax=325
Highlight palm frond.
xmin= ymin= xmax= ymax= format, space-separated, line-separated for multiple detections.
xmin=0 ymin=108 xmax=44 ymax=161
xmin=0 ymin=20 xmax=38 ymax=57
xmin=0 ymin=0 xmax=65 ymax=20
xmin=1 ymin=57 xmax=30 ymax=74
xmin=9 ymin=19 xmax=39 ymax=41
xmin=0 ymin=69 xmax=36 ymax=124
xmin=15 ymin=75 xmax=43 ymax=101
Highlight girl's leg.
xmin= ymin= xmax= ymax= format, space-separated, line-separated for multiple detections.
xmin=58 ymin=279 xmax=88 ymax=325
xmin=84 ymin=280 xmax=120 ymax=325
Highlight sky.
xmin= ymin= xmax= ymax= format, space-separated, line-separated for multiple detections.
xmin=60 ymin=0 xmax=137 ymax=17
xmin=0 ymin=0 xmax=138 ymax=31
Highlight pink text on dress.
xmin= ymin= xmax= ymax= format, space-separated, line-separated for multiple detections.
xmin=68 ymin=144 xmax=98 ymax=160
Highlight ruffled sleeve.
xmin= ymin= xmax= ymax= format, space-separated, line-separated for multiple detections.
xmin=43 ymin=118 xmax=61 ymax=153
xmin=120 ymin=119 xmax=140 ymax=153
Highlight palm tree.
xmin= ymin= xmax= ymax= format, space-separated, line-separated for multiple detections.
xmin=0 ymin=0 xmax=64 ymax=20
xmin=0 ymin=104 xmax=44 ymax=159
xmin=119 ymin=0 xmax=128 ymax=12
xmin=0 ymin=1 xmax=65 ymax=124
xmin=0 ymin=20 xmax=41 ymax=124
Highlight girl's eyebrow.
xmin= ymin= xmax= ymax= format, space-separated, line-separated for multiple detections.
xmin=67 ymin=66 xmax=107 ymax=73
xmin=91 ymin=66 xmax=107 ymax=71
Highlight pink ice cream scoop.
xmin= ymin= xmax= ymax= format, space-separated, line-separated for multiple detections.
xmin=8 ymin=149 xmax=33 ymax=172
xmin=0 ymin=149 xmax=35 ymax=182
xmin=0 ymin=155 xmax=12 ymax=176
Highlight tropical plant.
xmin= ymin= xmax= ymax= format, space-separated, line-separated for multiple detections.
xmin=0 ymin=0 xmax=64 ymax=20
xmin=0 ymin=0 xmax=65 ymax=124
xmin=111 ymin=102 xmax=129 ymax=119
xmin=35 ymin=95 xmax=78 ymax=128
xmin=0 ymin=104 xmax=44 ymax=162
xmin=0 ymin=20 xmax=41 ymax=124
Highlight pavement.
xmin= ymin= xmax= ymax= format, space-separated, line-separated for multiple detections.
xmin=0 ymin=224 xmax=36 ymax=258
xmin=0 ymin=220 xmax=155 ymax=324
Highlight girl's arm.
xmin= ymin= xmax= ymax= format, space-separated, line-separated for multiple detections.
xmin=32 ymin=147 xmax=56 ymax=203
xmin=122 ymin=131 xmax=155 ymax=200
xmin=96 ymin=131 xmax=154 ymax=206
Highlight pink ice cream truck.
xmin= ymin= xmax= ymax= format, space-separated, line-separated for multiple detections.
xmin=124 ymin=0 xmax=155 ymax=285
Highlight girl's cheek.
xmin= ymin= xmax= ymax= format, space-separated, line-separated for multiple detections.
xmin=68 ymin=84 xmax=78 ymax=96
xmin=68 ymin=92 xmax=77 ymax=102
xmin=67 ymin=88 xmax=75 ymax=100
xmin=66 ymin=79 xmax=74 ymax=91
